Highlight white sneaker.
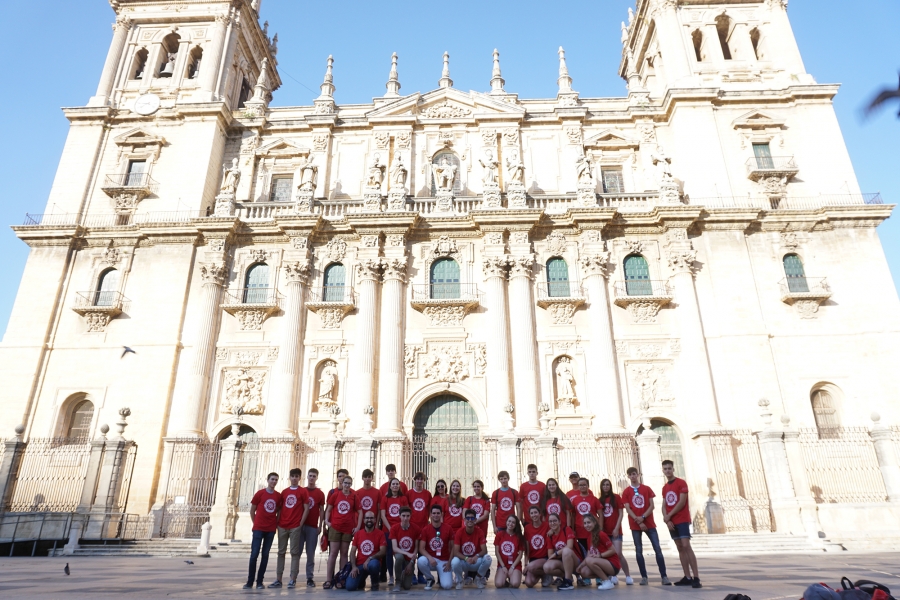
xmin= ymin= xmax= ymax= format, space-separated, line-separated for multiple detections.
xmin=476 ymin=576 xmax=486 ymax=589
xmin=598 ymin=580 xmax=614 ymax=590
xmin=456 ymin=581 xmax=463 ymax=590
xmin=610 ymin=576 xmax=618 ymax=586
xmin=424 ymin=579 xmax=434 ymax=591
xmin=625 ymin=576 xmax=634 ymax=585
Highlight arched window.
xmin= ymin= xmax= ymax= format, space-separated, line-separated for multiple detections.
xmin=715 ymin=15 xmax=733 ymax=60
xmin=783 ymin=254 xmax=809 ymax=293
xmin=158 ymin=33 xmax=181 ymax=78
xmin=430 ymin=258 xmax=460 ymax=299
xmin=243 ymin=263 xmax=270 ymax=303
xmin=624 ymin=254 xmax=652 ymax=296
xmin=430 ymin=150 xmax=462 ymax=195
xmin=692 ymin=30 xmax=704 ymax=62
xmin=323 ymin=263 xmax=346 ymax=302
xmin=750 ymin=28 xmax=763 ymax=60
xmin=546 ymin=258 xmax=571 ymax=297
xmin=636 ymin=419 xmax=686 ymax=478
xmin=66 ymin=399 xmax=94 ymax=439
xmin=131 ymin=48 xmax=149 ymax=80
xmin=811 ymin=388 xmax=840 ymax=438
xmin=95 ymin=268 xmax=120 ymax=307
xmin=186 ymin=46 xmax=203 ymax=79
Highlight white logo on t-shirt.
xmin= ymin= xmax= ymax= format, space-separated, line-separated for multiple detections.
xmin=399 ymin=536 xmax=414 ymax=551
xmin=548 ymin=503 xmax=560 ymax=515
xmin=555 ymin=540 xmax=566 ymax=551
xmin=632 ymin=493 xmax=645 ymax=509
xmin=501 ymin=541 xmax=515 ymax=556
xmin=337 ymin=500 xmax=351 ymax=514
xmin=531 ymin=535 xmax=545 ymax=549
xmin=412 ymin=498 xmax=426 ymax=511
xmin=527 ymin=490 xmax=540 ymax=505
xmin=360 ymin=540 xmax=375 ymax=555
xmin=389 ymin=504 xmax=401 ymax=518
xmin=264 ymin=498 xmax=277 ymax=513
xmin=577 ymin=501 xmax=590 ymax=515
xmin=500 ymin=497 xmax=513 ymax=511
xmin=462 ymin=541 xmax=476 ymax=556
xmin=449 ymin=505 xmax=461 ymax=517
xmin=603 ymin=503 xmax=613 ymax=518
xmin=360 ymin=496 xmax=374 ymax=510
xmin=472 ymin=504 xmax=484 ymax=517
xmin=429 ymin=537 xmax=443 ymax=552
xmin=665 ymin=491 xmax=678 ymax=507
xmin=308 ymin=497 xmax=316 ymax=508
xmin=285 ymin=494 xmax=297 ymax=509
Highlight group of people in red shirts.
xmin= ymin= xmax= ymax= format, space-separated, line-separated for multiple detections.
xmin=245 ymin=460 xmax=701 ymax=592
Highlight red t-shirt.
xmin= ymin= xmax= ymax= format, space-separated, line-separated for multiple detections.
xmin=453 ymin=527 xmax=487 ymax=558
xmin=524 ymin=521 xmax=550 ymax=559
xmin=431 ymin=495 xmax=450 ymax=522
xmin=494 ymin=530 xmax=523 ymax=570
xmin=520 ymin=481 xmax=546 ymax=513
xmin=419 ymin=523 xmax=453 ymax=561
xmin=600 ymin=494 xmax=622 ymax=536
xmin=662 ymin=478 xmax=691 ymax=525
xmin=587 ymin=531 xmax=620 ymax=571
xmin=390 ymin=523 xmax=421 ymax=555
xmin=545 ymin=496 xmax=568 ymax=522
xmin=380 ymin=480 xmax=409 ymax=497
xmin=566 ymin=488 xmax=580 ymax=503
xmin=327 ymin=490 xmax=358 ymax=534
xmin=572 ymin=494 xmax=602 ymax=539
xmin=622 ymin=485 xmax=656 ymax=530
xmin=491 ymin=488 xmax=519 ymax=528
xmin=251 ymin=489 xmax=282 ymax=532
xmin=445 ymin=499 xmax=464 ymax=532
xmin=355 ymin=487 xmax=381 ymax=520
xmin=382 ymin=495 xmax=409 ymax=529
xmin=304 ymin=487 xmax=325 ymax=527
xmin=547 ymin=526 xmax=582 ymax=560
xmin=407 ymin=488 xmax=433 ymax=528
xmin=463 ymin=496 xmax=491 ymax=535
xmin=278 ymin=486 xmax=309 ymax=529
xmin=352 ymin=528 xmax=384 ymax=566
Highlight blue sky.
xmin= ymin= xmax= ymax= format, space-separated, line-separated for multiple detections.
xmin=1 ymin=0 xmax=897 ymax=334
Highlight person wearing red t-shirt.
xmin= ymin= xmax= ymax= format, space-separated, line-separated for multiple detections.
xmin=378 ymin=463 xmax=408 ymax=497
xmin=520 ymin=464 xmax=546 ymax=517
xmin=543 ymin=512 xmax=582 ymax=590
xmin=566 ymin=472 xmax=582 ymax=501
xmin=662 ymin=460 xmax=700 ymax=589
xmin=490 ymin=471 xmax=520 ymax=534
xmin=378 ymin=469 xmax=407 ymax=585
xmin=380 ymin=478 xmax=408 ymax=587
xmin=623 ymin=467 xmax=668 ymax=586
xmin=346 ymin=511 xmax=386 ymax=591
xmin=431 ymin=479 xmax=450 ymax=520
xmin=355 ymin=469 xmax=382 ymax=532
xmin=572 ymin=478 xmax=602 ymax=549
xmin=598 ymin=478 xmax=632 ymax=585
xmin=245 ymin=473 xmax=282 ymax=589
xmin=417 ymin=505 xmax=454 ymax=590
xmin=444 ymin=480 xmax=465 ymax=533
xmin=407 ymin=472 xmax=433 ymax=584
xmin=451 ymin=508 xmax=491 ymax=589
xmin=390 ymin=507 xmax=421 ymax=591
xmin=543 ymin=478 xmax=574 ymax=529
xmin=523 ymin=505 xmax=551 ymax=588
xmin=493 ymin=515 xmax=525 ymax=589
xmin=301 ymin=468 xmax=325 ymax=587
xmin=324 ymin=476 xmax=357 ymax=588
xmin=463 ymin=480 xmax=491 ymax=536
xmin=576 ymin=514 xmax=620 ymax=590
xmin=271 ymin=468 xmax=310 ymax=589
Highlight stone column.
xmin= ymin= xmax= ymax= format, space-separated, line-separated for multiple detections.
xmin=652 ymin=1 xmax=692 ymax=84
xmin=0 ymin=426 xmax=26 ymax=512
xmin=169 ymin=262 xmax=228 ymax=437
xmin=482 ymin=257 xmax=513 ymax=432
xmin=77 ymin=435 xmax=109 ymax=513
xmin=376 ymin=258 xmax=407 ymax=436
xmin=208 ymin=433 xmax=243 ymax=543
xmin=89 ymin=16 xmax=132 ymax=107
xmin=535 ymin=436 xmax=558 ymax=481
xmin=198 ymin=13 xmax=230 ymax=101
xmin=700 ymin=24 xmax=726 ymax=65
xmin=870 ymin=413 xmax=900 ymax=503
xmin=346 ymin=260 xmax=382 ymax=434
xmin=498 ymin=437 xmax=520 ymax=483
xmin=85 ymin=438 xmax=134 ymax=539
xmin=264 ymin=261 xmax=310 ymax=436
xmin=635 ymin=426 xmax=666 ymax=526
xmin=755 ymin=404 xmax=807 ymax=535
xmin=729 ymin=23 xmax=758 ymax=61
xmin=781 ymin=418 xmax=824 ymax=539
xmin=507 ymin=256 xmax=540 ymax=433
xmin=578 ymin=251 xmax=624 ymax=430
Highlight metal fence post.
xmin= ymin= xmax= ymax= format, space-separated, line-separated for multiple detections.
xmin=870 ymin=413 xmax=900 ymax=503
xmin=0 ymin=426 xmax=27 ymax=512
xmin=535 ymin=436 xmax=557 ymax=482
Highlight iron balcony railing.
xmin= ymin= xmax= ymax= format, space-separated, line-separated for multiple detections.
xmin=222 ymin=287 xmax=283 ymax=306
xmin=613 ymin=279 xmax=672 ymax=299
xmin=411 ymin=283 xmax=481 ymax=302
xmin=306 ymin=285 xmax=354 ymax=304
xmin=536 ymin=281 xmax=584 ymax=300
xmin=74 ymin=290 xmax=129 ymax=310
xmin=101 ymin=172 xmax=160 ymax=192
xmin=779 ymin=277 xmax=830 ymax=297
xmin=746 ymin=155 xmax=799 ymax=179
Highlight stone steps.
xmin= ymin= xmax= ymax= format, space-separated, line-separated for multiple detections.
xmin=684 ymin=533 xmax=833 ymax=554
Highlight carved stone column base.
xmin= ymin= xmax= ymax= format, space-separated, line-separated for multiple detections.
xmin=295 ymin=189 xmax=315 ymax=213
xmin=242 ymin=100 xmax=267 ymax=118
xmin=482 ymin=183 xmax=502 ymax=208
xmin=577 ymin=186 xmax=597 ymax=207
xmin=214 ymin=193 xmax=236 ymax=217
xmin=362 ymin=186 xmax=384 ymax=212
xmin=507 ymin=183 xmax=527 ymax=208
xmin=435 ymin=190 xmax=455 ymax=213
xmin=387 ymin=190 xmax=408 ymax=211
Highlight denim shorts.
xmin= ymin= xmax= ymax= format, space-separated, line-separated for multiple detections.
xmin=610 ymin=535 xmax=623 ymax=542
xmin=669 ymin=522 xmax=691 ymax=540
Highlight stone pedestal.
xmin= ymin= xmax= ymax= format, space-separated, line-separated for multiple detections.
xmin=482 ymin=183 xmax=502 ymax=209
xmin=0 ymin=431 xmax=26 ymax=511
xmin=363 ymin=186 xmax=384 ymax=212
xmin=577 ymin=186 xmax=596 ymax=207
xmin=387 ymin=190 xmax=408 ymax=211
xmin=435 ymin=190 xmax=454 ymax=213
xmin=208 ymin=437 xmax=243 ymax=543
xmin=870 ymin=414 xmax=900 ymax=502
xmin=196 ymin=521 xmax=212 ymax=557
xmin=781 ymin=427 xmax=823 ymax=538
xmin=295 ymin=189 xmax=315 ymax=213
xmin=507 ymin=183 xmax=527 ymax=209
xmin=63 ymin=520 xmax=83 ymax=555
xmin=536 ymin=436 xmax=558 ymax=480
xmin=659 ymin=178 xmax=680 ymax=204
xmin=636 ymin=428 xmax=666 ymax=526
xmin=214 ymin=193 xmax=236 ymax=217
xmin=498 ymin=436 xmax=520 ymax=484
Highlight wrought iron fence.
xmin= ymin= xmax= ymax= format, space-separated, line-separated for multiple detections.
xmin=707 ymin=431 xmax=773 ymax=532
xmin=517 ymin=438 xmax=539 ymax=481
xmin=394 ymin=434 xmax=488 ymax=492
xmin=222 ymin=287 xmax=283 ymax=306
xmin=613 ymin=280 xmax=672 ymax=299
xmin=536 ymin=282 xmax=584 ymax=301
xmin=159 ymin=439 xmax=222 ymax=539
xmin=797 ymin=427 xmax=887 ymax=504
xmin=236 ymin=438 xmax=320 ymax=512
xmin=555 ymin=434 xmax=640 ymax=493
xmin=74 ymin=290 xmax=130 ymax=310
xmin=114 ymin=444 xmax=138 ymax=513
xmin=307 ymin=285 xmax=354 ymax=305
xmin=410 ymin=283 xmax=481 ymax=302
xmin=6 ymin=438 xmax=94 ymax=513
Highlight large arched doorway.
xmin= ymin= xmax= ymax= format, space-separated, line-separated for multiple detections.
xmin=412 ymin=395 xmax=480 ymax=490
xmin=638 ymin=419 xmax=687 ymax=478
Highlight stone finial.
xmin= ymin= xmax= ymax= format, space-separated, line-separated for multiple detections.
xmin=384 ymin=52 xmax=401 ymax=98
xmin=14 ymin=424 xmax=25 ymax=441
xmin=99 ymin=424 xmax=110 ymax=439
xmin=439 ymin=52 xmax=453 ymax=89
xmin=230 ymin=422 xmax=241 ymax=437
xmin=871 ymin=411 xmax=882 ymax=425
xmin=557 ymin=46 xmax=573 ymax=93
xmin=780 ymin=414 xmax=791 ymax=428
xmin=758 ymin=398 xmax=773 ymax=427
xmin=115 ymin=407 xmax=131 ymax=439
xmin=621 ymin=22 xmax=628 ymax=44
xmin=490 ymin=49 xmax=506 ymax=95
xmin=318 ymin=55 xmax=335 ymax=100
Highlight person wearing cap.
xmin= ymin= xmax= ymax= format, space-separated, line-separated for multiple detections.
xmin=566 ymin=472 xmax=583 ymax=502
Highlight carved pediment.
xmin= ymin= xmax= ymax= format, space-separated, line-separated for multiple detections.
xmin=366 ymin=88 xmax=524 ymax=123
xmin=254 ymin=138 xmax=311 ymax=158
xmin=114 ymin=128 xmax=166 ymax=149
xmin=732 ymin=110 xmax=786 ymax=130
xmin=584 ymin=129 xmax=640 ymax=150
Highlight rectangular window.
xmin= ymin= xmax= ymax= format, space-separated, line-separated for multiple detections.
xmin=601 ymin=168 xmax=624 ymax=194
xmin=269 ymin=176 xmax=293 ymax=203
xmin=126 ymin=160 xmax=147 ymax=186
xmin=753 ymin=143 xmax=774 ymax=169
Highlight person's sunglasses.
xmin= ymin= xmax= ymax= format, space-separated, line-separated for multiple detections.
xmin=465 ymin=516 xmax=476 ymax=521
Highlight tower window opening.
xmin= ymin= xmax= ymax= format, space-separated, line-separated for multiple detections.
xmin=750 ymin=28 xmax=763 ymax=60
xmin=716 ymin=15 xmax=733 ymax=60
xmin=131 ymin=48 xmax=148 ymax=80
xmin=692 ymin=30 xmax=703 ymax=62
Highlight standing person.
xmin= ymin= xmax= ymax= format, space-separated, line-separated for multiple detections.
xmin=490 ymin=471 xmax=520 ymax=533
xmin=494 ymin=515 xmax=525 ymax=589
xmin=622 ymin=467 xmax=669 ymax=586
xmin=543 ymin=512 xmax=582 ymax=590
xmin=432 ymin=479 xmax=450 ymax=517
xmin=576 ymin=514 xmax=619 ymax=590
xmin=543 ymin=478 xmax=574 ymax=528
xmin=378 ymin=464 xmax=408 ymax=497
xmin=572 ymin=478 xmax=602 ymax=554
xmin=451 ymin=508 xmax=491 ymax=589
xmin=324 ymin=476 xmax=357 ymax=589
xmin=598 ymin=478 xmax=633 ymax=585
xmin=355 ymin=469 xmax=383 ymax=584
xmin=270 ymin=468 xmax=310 ymax=589
xmin=407 ymin=472 xmax=433 ymax=584
xmin=346 ymin=511 xmax=386 ymax=591
xmin=445 ymin=480 xmax=465 ymax=534
xmin=523 ymin=506 xmax=550 ymax=588
xmin=301 ymin=468 xmax=326 ymax=588
xmin=245 ymin=473 xmax=282 ymax=590
xmin=328 ymin=468 xmax=350 ymax=500
xmin=390 ymin=507 xmax=420 ymax=591
xmin=520 ymin=464 xmax=546 ymax=517
xmin=463 ymin=480 xmax=491 ymax=537
xmin=417 ymin=505 xmax=454 ymax=590
xmin=380 ymin=478 xmax=409 ymax=587
xmin=566 ymin=472 xmax=581 ymax=502
xmin=662 ymin=460 xmax=701 ymax=588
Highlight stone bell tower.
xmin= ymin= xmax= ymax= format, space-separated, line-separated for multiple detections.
xmin=619 ymin=0 xmax=813 ymax=97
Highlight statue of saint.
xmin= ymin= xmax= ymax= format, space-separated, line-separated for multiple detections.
xmin=366 ymin=153 xmax=385 ymax=187
xmin=297 ymin=155 xmax=318 ymax=191
xmin=652 ymin=146 xmax=674 ymax=180
xmin=479 ymin=149 xmax=499 ymax=186
xmin=318 ymin=361 xmax=339 ymax=404
xmin=220 ymin=157 xmax=241 ymax=195
xmin=575 ymin=154 xmax=594 ymax=186
xmin=505 ymin=150 xmax=525 ymax=186
xmin=432 ymin=157 xmax=457 ymax=192
xmin=389 ymin=154 xmax=408 ymax=190
xmin=555 ymin=357 xmax=576 ymax=400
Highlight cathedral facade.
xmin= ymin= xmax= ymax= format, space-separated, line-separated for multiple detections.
xmin=2 ymin=0 xmax=900 ymax=548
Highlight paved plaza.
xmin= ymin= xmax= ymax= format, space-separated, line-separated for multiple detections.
xmin=0 ymin=552 xmax=898 ymax=599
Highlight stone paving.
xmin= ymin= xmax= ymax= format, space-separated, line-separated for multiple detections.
xmin=0 ymin=552 xmax=899 ymax=599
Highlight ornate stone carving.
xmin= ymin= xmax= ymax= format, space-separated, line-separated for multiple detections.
xmin=548 ymin=302 xmax=578 ymax=325
xmin=219 ymin=157 xmax=241 ymax=196
xmin=759 ymin=175 xmax=789 ymax=198
xmin=382 ymin=258 xmax=408 ymax=283
xmin=615 ymin=340 xmax=629 ymax=355
xmin=636 ymin=344 xmax=662 ymax=359
xmin=423 ymin=305 xmax=466 ymax=326
xmin=317 ymin=360 xmax=339 ymax=409
xmin=780 ymin=232 xmax=800 ymax=250
xmin=510 ymin=231 xmax=529 ymax=246
xmin=200 ymin=263 xmax=227 ymax=285
xmin=324 ymin=238 xmax=347 ymax=261
xmin=389 ymin=154 xmax=408 ymax=192
xmin=565 ymin=127 xmax=582 ymax=145
xmin=216 ymin=347 xmax=229 ymax=362
xmin=355 ymin=259 xmax=383 ymax=282
xmin=233 ymin=309 xmax=270 ymax=331
xmin=318 ymin=307 xmax=349 ymax=329
xmin=473 ymin=344 xmax=487 ymax=375
xmin=386 ymin=234 xmax=406 ymax=247
xmin=555 ymin=356 xmax=577 ymax=411
xmin=432 ymin=157 xmax=458 ymax=193
xmin=483 ymin=256 xmax=509 ymax=278
xmin=578 ymin=253 xmax=612 ymax=278
xmin=508 ymin=255 xmax=535 ymax=278
xmin=482 ymin=183 xmax=502 ymax=208
xmin=484 ymin=232 xmax=504 ymax=246
xmin=290 ymin=236 xmax=308 ymax=250
xmin=480 ymin=129 xmax=496 ymax=147
xmin=404 ymin=345 xmax=422 ymax=378
xmin=502 ymin=128 xmax=519 ymax=146
xmin=627 ymin=363 xmax=674 ymax=409
xmin=669 ymin=339 xmax=681 ymax=355
xmin=102 ymin=247 xmax=121 ymax=266
xmin=267 ymin=346 xmax=279 ymax=361
xmin=312 ymin=134 xmax=329 ymax=151
xmin=84 ymin=312 xmax=114 ymax=333
xmin=546 ymin=231 xmax=567 ymax=254
xmin=222 ymin=368 xmax=267 ymax=415
xmin=432 ymin=235 xmax=458 ymax=257
xmin=637 ymin=123 xmax=656 ymax=144
xmin=479 ymin=149 xmax=500 ymax=186
xmin=374 ymin=131 xmax=390 ymax=149
xmin=208 ymin=239 xmax=227 ymax=252
xmin=249 ymin=248 xmax=268 ymax=263
xmin=283 ymin=261 xmax=310 ymax=283
xmin=780 ymin=278 xmax=831 ymax=319
xmin=423 ymin=100 xmax=472 ymax=119
xmin=423 ymin=345 xmax=469 ymax=382
xmin=235 ymin=351 xmax=262 ymax=366
xmin=624 ymin=240 xmax=644 ymax=254
xmin=505 ymin=149 xmax=526 ymax=208
xmin=360 ymin=235 xmax=380 ymax=249
xmin=396 ymin=131 xmax=411 ymax=148
xmin=627 ymin=301 xmax=664 ymax=324
xmin=794 ymin=300 xmax=821 ymax=319
xmin=667 ymin=250 xmax=698 ymax=275
xmin=582 ymin=230 xmax=601 ymax=244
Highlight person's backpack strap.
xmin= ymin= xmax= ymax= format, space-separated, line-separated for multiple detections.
xmin=855 ymin=580 xmax=894 ymax=599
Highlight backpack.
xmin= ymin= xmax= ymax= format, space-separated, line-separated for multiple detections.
xmin=803 ymin=578 xmax=895 ymax=600
xmin=332 ymin=561 xmax=352 ymax=589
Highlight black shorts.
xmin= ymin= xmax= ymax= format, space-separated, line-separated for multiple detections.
xmin=669 ymin=523 xmax=691 ymax=540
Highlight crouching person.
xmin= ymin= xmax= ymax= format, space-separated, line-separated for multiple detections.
xmin=451 ymin=509 xmax=492 ymax=589
xmin=390 ymin=507 xmax=420 ymax=591
xmin=416 ymin=505 xmax=454 ymax=590
xmin=346 ymin=511 xmax=385 ymax=591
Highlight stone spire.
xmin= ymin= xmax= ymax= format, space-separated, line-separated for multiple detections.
xmin=490 ymin=49 xmax=506 ymax=95
xmin=557 ymin=46 xmax=574 ymax=93
xmin=317 ymin=55 xmax=335 ymax=100
xmin=439 ymin=51 xmax=453 ymax=89
xmin=384 ymin=52 xmax=401 ymax=98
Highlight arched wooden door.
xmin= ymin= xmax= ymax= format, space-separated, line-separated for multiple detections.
xmin=412 ymin=395 xmax=480 ymax=490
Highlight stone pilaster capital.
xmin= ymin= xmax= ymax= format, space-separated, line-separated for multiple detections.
xmin=578 ymin=252 xmax=612 ymax=279
xmin=200 ymin=262 xmax=228 ymax=286
xmin=482 ymin=256 xmax=510 ymax=280
xmin=114 ymin=15 xmax=132 ymax=31
xmin=283 ymin=261 xmax=311 ymax=284
xmin=508 ymin=255 xmax=535 ymax=279
xmin=355 ymin=259 xmax=383 ymax=283
xmin=666 ymin=249 xmax=698 ymax=276
xmin=650 ymin=0 xmax=679 ymax=16
xmin=381 ymin=257 xmax=408 ymax=283
xmin=214 ymin=12 xmax=233 ymax=27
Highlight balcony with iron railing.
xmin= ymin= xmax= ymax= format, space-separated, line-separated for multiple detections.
xmin=306 ymin=286 xmax=355 ymax=306
xmin=73 ymin=290 xmax=129 ymax=313
xmin=779 ymin=277 xmax=831 ymax=303
xmin=535 ymin=281 xmax=585 ymax=307
xmin=221 ymin=288 xmax=283 ymax=331
xmin=746 ymin=156 xmax=799 ymax=181
xmin=100 ymin=172 xmax=160 ymax=196
xmin=410 ymin=283 xmax=481 ymax=325
xmin=612 ymin=280 xmax=673 ymax=306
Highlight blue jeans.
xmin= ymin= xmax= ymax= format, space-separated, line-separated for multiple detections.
xmin=380 ymin=531 xmax=393 ymax=580
xmin=248 ymin=530 xmax=276 ymax=585
xmin=346 ymin=558 xmax=382 ymax=591
xmin=631 ymin=528 xmax=667 ymax=579
xmin=451 ymin=555 xmax=492 ymax=580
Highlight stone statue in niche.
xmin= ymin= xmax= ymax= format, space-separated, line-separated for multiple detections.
xmin=317 ymin=361 xmax=339 ymax=408
xmin=479 ymin=149 xmax=499 ymax=186
xmin=297 ymin=155 xmax=318 ymax=191
xmin=219 ymin=158 xmax=241 ymax=195
xmin=389 ymin=154 xmax=408 ymax=190
xmin=652 ymin=146 xmax=674 ymax=182
xmin=432 ymin=157 xmax=458 ymax=192
xmin=575 ymin=154 xmax=595 ymax=186
xmin=555 ymin=357 xmax=577 ymax=411
xmin=367 ymin=153 xmax=386 ymax=187
xmin=505 ymin=149 xmax=525 ymax=187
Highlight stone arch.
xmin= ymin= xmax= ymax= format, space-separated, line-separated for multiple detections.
xmin=403 ymin=381 xmax=488 ymax=434
xmin=57 ymin=392 xmax=97 ymax=439
xmin=810 ymin=381 xmax=843 ymax=437
xmin=636 ymin=417 xmax=687 ymax=479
